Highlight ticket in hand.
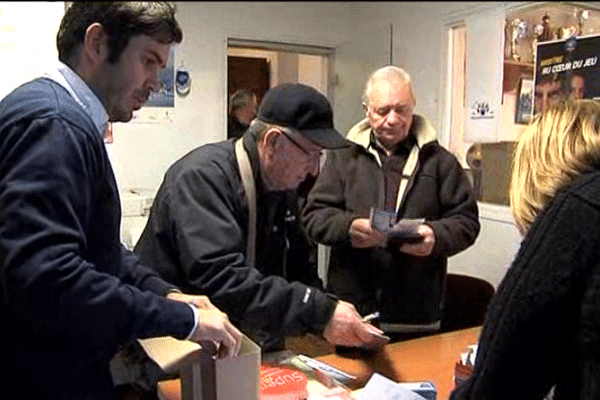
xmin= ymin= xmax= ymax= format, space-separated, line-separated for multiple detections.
xmin=370 ymin=208 xmax=424 ymax=241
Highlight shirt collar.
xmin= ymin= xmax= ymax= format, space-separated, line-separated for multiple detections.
xmin=369 ymin=130 xmax=416 ymax=155
xmin=43 ymin=61 xmax=109 ymax=138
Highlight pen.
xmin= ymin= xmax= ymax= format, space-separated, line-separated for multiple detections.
xmin=362 ymin=311 xmax=380 ymax=322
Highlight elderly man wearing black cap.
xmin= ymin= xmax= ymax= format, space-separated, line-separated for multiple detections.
xmin=134 ymin=83 xmax=384 ymax=361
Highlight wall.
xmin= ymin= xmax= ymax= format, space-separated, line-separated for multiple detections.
xmin=0 ymin=2 xmax=64 ymax=99
xmin=110 ymin=1 xmax=496 ymax=194
xmin=3 ymin=1 xmax=532 ymax=288
xmin=110 ymin=1 xmax=359 ymax=194
xmin=447 ymin=204 xmax=522 ymax=289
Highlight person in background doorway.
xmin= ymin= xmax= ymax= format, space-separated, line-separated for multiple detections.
xmin=228 ymin=88 xmax=258 ymax=139
xmin=0 ymin=2 xmax=242 ymax=399
xmin=451 ymin=99 xmax=600 ymax=400
xmin=302 ymin=65 xmax=480 ymax=344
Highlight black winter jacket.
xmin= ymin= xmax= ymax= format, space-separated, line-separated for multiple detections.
xmin=135 ymin=132 xmax=337 ymax=348
xmin=303 ymin=115 xmax=480 ymax=328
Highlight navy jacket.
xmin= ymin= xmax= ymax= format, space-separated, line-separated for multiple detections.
xmin=0 ymin=78 xmax=194 ymax=399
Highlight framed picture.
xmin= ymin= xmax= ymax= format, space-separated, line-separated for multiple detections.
xmin=515 ymin=76 xmax=533 ymax=125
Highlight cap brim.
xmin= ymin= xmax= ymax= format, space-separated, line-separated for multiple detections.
xmin=303 ymin=128 xmax=350 ymax=149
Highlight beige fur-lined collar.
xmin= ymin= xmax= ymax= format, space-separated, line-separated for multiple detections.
xmin=345 ymin=114 xmax=437 ymax=150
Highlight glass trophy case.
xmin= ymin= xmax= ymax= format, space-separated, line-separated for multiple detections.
xmin=471 ymin=2 xmax=600 ymax=205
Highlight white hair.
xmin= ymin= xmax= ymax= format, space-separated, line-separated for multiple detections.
xmin=362 ymin=65 xmax=416 ymax=107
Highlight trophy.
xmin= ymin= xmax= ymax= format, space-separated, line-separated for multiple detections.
xmin=532 ymin=23 xmax=544 ymax=63
xmin=557 ymin=26 xmax=577 ymax=40
xmin=575 ymin=8 xmax=589 ymax=36
xmin=509 ymin=19 xmax=527 ymax=61
xmin=539 ymin=13 xmax=554 ymax=42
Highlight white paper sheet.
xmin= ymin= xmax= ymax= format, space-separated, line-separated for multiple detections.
xmin=357 ymin=373 xmax=427 ymax=400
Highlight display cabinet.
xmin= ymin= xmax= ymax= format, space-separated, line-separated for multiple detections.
xmin=503 ymin=2 xmax=600 ymax=130
xmin=471 ymin=2 xmax=600 ymax=205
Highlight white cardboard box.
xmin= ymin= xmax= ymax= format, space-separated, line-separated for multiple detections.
xmin=139 ymin=335 xmax=260 ymax=400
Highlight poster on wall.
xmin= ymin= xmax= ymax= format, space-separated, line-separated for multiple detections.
xmin=132 ymin=47 xmax=175 ymax=123
xmin=534 ymin=34 xmax=600 ymax=118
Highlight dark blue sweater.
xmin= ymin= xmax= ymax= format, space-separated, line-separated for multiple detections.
xmin=450 ymin=171 xmax=600 ymax=400
xmin=0 ymin=78 xmax=194 ymax=399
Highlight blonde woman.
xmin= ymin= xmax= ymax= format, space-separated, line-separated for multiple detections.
xmin=451 ymin=100 xmax=600 ymax=400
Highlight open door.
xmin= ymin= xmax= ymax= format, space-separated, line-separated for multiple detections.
xmin=332 ymin=24 xmax=393 ymax=136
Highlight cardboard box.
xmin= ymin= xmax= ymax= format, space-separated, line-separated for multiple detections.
xmin=139 ymin=335 xmax=260 ymax=400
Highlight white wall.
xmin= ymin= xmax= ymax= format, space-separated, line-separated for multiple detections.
xmin=0 ymin=2 xmax=64 ymax=99
xmin=447 ymin=204 xmax=522 ymax=289
xmin=3 ymin=1 xmax=527 ymax=288
xmin=111 ymin=1 xmax=359 ymax=194
xmin=111 ymin=1 xmax=499 ymax=194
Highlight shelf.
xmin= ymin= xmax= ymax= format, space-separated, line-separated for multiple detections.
xmin=503 ymin=59 xmax=534 ymax=67
xmin=503 ymin=62 xmax=533 ymax=94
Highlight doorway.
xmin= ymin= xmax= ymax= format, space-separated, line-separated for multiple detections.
xmin=227 ymin=39 xmax=333 ymax=109
xmin=228 ymin=55 xmax=269 ymax=108
xmin=227 ymin=39 xmax=334 ymax=283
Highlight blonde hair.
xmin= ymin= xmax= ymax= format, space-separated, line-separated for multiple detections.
xmin=510 ymin=100 xmax=600 ymax=233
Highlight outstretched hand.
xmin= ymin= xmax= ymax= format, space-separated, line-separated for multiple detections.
xmin=166 ymin=292 xmax=217 ymax=310
xmin=323 ymin=301 xmax=387 ymax=348
xmin=399 ymin=223 xmax=435 ymax=256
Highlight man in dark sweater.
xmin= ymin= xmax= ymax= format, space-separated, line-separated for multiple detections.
xmin=0 ymin=3 xmax=241 ymax=399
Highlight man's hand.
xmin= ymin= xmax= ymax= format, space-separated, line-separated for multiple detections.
xmin=349 ymin=218 xmax=387 ymax=248
xmin=166 ymin=292 xmax=217 ymax=310
xmin=188 ymin=308 xmax=244 ymax=358
xmin=399 ymin=223 xmax=435 ymax=256
xmin=322 ymin=301 xmax=387 ymax=348
xmin=167 ymin=292 xmax=242 ymax=358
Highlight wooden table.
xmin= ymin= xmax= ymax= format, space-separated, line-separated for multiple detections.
xmin=157 ymin=326 xmax=481 ymax=400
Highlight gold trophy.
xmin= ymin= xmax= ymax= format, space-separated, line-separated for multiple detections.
xmin=575 ymin=8 xmax=589 ymax=36
xmin=509 ymin=19 xmax=527 ymax=61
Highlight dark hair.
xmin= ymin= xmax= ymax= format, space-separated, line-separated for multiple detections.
xmin=57 ymin=2 xmax=183 ymax=65
xmin=229 ymin=89 xmax=256 ymax=114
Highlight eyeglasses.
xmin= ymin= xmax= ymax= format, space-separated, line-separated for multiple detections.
xmin=278 ymin=128 xmax=323 ymax=160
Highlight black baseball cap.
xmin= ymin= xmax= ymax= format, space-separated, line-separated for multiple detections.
xmin=256 ymin=83 xmax=349 ymax=149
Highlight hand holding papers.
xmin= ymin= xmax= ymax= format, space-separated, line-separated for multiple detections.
xmin=362 ymin=323 xmax=390 ymax=351
xmin=361 ymin=312 xmax=390 ymax=351
xmin=369 ymin=208 xmax=425 ymax=244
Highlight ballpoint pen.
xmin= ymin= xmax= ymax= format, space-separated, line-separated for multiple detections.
xmin=361 ymin=311 xmax=380 ymax=322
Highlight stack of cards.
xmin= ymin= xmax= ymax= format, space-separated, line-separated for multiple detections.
xmin=369 ymin=208 xmax=425 ymax=243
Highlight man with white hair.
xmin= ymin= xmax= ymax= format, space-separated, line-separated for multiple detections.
xmin=303 ymin=65 xmax=480 ymax=343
